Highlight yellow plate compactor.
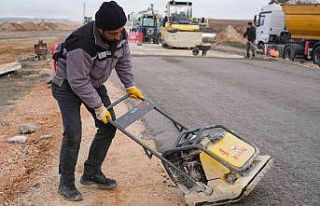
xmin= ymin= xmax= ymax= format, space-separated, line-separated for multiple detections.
xmin=108 ymin=95 xmax=273 ymax=206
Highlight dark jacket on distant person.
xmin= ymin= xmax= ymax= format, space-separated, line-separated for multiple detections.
xmin=243 ymin=26 xmax=256 ymax=42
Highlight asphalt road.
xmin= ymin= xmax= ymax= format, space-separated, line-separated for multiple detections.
xmin=127 ymin=57 xmax=320 ymax=206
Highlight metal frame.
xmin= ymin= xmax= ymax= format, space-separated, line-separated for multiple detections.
xmin=173 ymin=125 xmax=260 ymax=173
xmin=107 ymin=95 xmax=212 ymax=195
xmin=107 ymin=95 xmax=261 ymax=195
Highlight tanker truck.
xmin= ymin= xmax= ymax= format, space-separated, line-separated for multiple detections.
xmin=254 ymin=3 xmax=320 ymax=66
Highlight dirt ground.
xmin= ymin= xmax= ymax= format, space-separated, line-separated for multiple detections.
xmin=0 ymin=37 xmax=183 ymax=205
xmin=0 ymin=21 xmax=78 ymax=65
xmin=0 ymin=35 xmax=64 ymax=65
xmin=208 ymin=19 xmax=248 ymax=34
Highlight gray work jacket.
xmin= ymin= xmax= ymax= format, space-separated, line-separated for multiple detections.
xmin=53 ymin=22 xmax=134 ymax=109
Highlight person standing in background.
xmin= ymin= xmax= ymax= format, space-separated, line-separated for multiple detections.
xmin=243 ymin=22 xmax=256 ymax=58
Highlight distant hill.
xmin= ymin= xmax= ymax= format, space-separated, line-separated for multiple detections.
xmin=0 ymin=17 xmax=80 ymax=24
xmin=269 ymin=0 xmax=319 ymax=3
xmin=0 ymin=20 xmax=81 ymax=32
xmin=208 ymin=19 xmax=249 ymax=34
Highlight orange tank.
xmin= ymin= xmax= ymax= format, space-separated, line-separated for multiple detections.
xmin=282 ymin=4 xmax=320 ymax=40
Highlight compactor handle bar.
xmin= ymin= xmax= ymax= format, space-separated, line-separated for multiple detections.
xmin=107 ymin=94 xmax=188 ymax=132
xmin=106 ymin=94 xmax=130 ymax=110
xmin=105 ymin=94 xmax=213 ymax=196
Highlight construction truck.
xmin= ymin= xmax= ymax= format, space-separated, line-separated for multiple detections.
xmin=254 ymin=3 xmax=320 ymax=66
xmin=34 ymin=39 xmax=48 ymax=60
xmin=138 ymin=14 xmax=160 ymax=44
xmin=137 ymin=4 xmax=161 ymax=44
xmin=161 ymin=1 xmax=203 ymax=49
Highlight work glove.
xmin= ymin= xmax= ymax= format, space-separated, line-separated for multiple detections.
xmin=125 ymin=86 xmax=144 ymax=100
xmin=94 ymin=106 xmax=112 ymax=124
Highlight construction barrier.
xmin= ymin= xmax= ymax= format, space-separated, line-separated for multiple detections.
xmin=128 ymin=32 xmax=143 ymax=45
xmin=268 ymin=48 xmax=280 ymax=58
xmin=50 ymin=42 xmax=58 ymax=74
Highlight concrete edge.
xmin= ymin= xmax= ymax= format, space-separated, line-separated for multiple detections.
xmin=131 ymin=53 xmax=244 ymax=60
xmin=0 ymin=62 xmax=22 ymax=76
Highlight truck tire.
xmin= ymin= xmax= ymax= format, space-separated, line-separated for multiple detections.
xmin=312 ymin=46 xmax=320 ymax=67
xmin=283 ymin=46 xmax=295 ymax=62
xmin=153 ymin=36 xmax=160 ymax=44
xmin=162 ymin=42 xmax=168 ymax=48
xmin=192 ymin=47 xmax=200 ymax=56
xmin=257 ymin=42 xmax=265 ymax=54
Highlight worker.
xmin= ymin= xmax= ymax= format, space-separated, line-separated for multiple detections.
xmin=162 ymin=16 xmax=168 ymax=27
xmin=51 ymin=1 xmax=144 ymax=201
xmin=243 ymin=22 xmax=256 ymax=58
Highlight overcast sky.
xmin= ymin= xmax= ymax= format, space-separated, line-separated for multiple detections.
xmin=0 ymin=0 xmax=270 ymax=22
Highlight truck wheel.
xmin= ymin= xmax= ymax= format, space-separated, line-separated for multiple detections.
xmin=312 ymin=46 xmax=320 ymax=67
xmin=153 ymin=38 xmax=159 ymax=44
xmin=283 ymin=46 xmax=295 ymax=62
xmin=162 ymin=43 xmax=168 ymax=48
xmin=192 ymin=48 xmax=200 ymax=56
xmin=257 ymin=42 xmax=265 ymax=54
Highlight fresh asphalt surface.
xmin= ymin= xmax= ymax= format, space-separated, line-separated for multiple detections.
xmin=126 ymin=57 xmax=320 ymax=206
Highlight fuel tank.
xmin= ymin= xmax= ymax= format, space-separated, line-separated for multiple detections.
xmin=282 ymin=4 xmax=320 ymax=40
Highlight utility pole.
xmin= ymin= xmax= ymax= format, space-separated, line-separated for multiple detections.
xmin=83 ymin=0 xmax=92 ymax=25
xmin=151 ymin=3 xmax=154 ymax=16
xmin=83 ymin=0 xmax=86 ymax=25
xmin=130 ymin=12 xmax=135 ymax=30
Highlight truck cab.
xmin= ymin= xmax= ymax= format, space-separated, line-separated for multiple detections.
xmin=254 ymin=4 xmax=285 ymax=49
xmin=138 ymin=14 xmax=160 ymax=44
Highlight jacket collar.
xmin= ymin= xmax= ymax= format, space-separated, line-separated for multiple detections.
xmin=93 ymin=22 xmax=108 ymax=50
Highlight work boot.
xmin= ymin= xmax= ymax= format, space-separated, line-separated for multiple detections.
xmin=80 ymin=171 xmax=117 ymax=190
xmin=58 ymin=183 xmax=82 ymax=201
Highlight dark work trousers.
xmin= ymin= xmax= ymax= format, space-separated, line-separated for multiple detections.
xmin=52 ymin=81 xmax=116 ymax=184
xmin=246 ymin=41 xmax=256 ymax=58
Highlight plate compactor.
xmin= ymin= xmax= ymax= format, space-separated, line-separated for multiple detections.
xmin=108 ymin=95 xmax=273 ymax=205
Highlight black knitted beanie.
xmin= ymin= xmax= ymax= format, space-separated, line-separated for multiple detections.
xmin=95 ymin=1 xmax=127 ymax=31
